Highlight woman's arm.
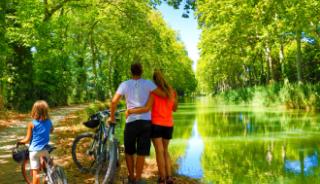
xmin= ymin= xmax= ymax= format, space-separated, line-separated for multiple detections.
xmin=18 ymin=122 xmax=33 ymax=144
xmin=127 ymin=95 xmax=154 ymax=116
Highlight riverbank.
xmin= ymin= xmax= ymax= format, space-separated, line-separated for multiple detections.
xmin=214 ymin=83 xmax=320 ymax=111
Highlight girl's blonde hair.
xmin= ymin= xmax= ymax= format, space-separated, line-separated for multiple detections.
xmin=31 ymin=100 xmax=50 ymax=120
xmin=153 ymin=70 xmax=173 ymax=99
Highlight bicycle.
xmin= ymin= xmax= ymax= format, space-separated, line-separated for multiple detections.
xmin=71 ymin=109 xmax=124 ymax=184
xmin=12 ymin=144 xmax=68 ymax=184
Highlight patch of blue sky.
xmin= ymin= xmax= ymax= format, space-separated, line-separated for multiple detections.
xmin=157 ymin=3 xmax=201 ymax=70
xmin=30 ymin=46 xmax=37 ymax=53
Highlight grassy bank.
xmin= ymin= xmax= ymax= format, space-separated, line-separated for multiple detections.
xmin=216 ymin=83 xmax=320 ymax=111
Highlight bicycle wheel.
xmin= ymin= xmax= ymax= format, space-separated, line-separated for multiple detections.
xmin=95 ymin=141 xmax=118 ymax=184
xmin=46 ymin=164 xmax=68 ymax=184
xmin=53 ymin=166 xmax=68 ymax=184
xmin=72 ymin=133 xmax=97 ymax=173
xmin=21 ymin=159 xmax=32 ymax=184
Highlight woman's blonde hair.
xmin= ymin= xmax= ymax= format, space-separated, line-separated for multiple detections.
xmin=153 ymin=70 xmax=173 ymax=98
xmin=31 ymin=100 xmax=50 ymax=120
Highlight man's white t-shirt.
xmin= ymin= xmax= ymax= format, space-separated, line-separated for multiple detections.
xmin=116 ymin=78 xmax=157 ymax=123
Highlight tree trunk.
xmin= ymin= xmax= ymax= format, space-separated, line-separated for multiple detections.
xmin=108 ymin=54 xmax=114 ymax=97
xmin=88 ymin=21 xmax=99 ymax=98
xmin=279 ymin=40 xmax=286 ymax=81
xmin=0 ymin=0 xmax=6 ymax=109
xmin=89 ymin=33 xmax=98 ymax=98
xmin=296 ymin=30 xmax=303 ymax=83
xmin=89 ymin=34 xmax=97 ymax=80
xmin=260 ymin=53 xmax=265 ymax=85
xmin=265 ymin=43 xmax=274 ymax=83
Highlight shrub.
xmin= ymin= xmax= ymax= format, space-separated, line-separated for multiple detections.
xmin=217 ymin=83 xmax=320 ymax=110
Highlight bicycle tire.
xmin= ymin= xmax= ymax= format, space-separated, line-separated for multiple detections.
xmin=71 ymin=133 xmax=97 ymax=173
xmin=95 ymin=140 xmax=118 ymax=184
xmin=21 ymin=158 xmax=32 ymax=184
xmin=45 ymin=165 xmax=64 ymax=184
xmin=53 ymin=166 xmax=68 ymax=184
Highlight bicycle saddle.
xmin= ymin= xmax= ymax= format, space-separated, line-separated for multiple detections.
xmin=44 ymin=144 xmax=56 ymax=153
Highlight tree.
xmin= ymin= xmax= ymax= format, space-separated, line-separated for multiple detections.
xmin=1 ymin=0 xmax=197 ymax=110
xmin=196 ymin=0 xmax=320 ymax=94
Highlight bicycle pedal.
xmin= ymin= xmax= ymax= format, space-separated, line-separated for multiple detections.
xmin=119 ymin=146 xmax=125 ymax=153
xmin=38 ymin=173 xmax=46 ymax=178
xmin=86 ymin=150 xmax=94 ymax=155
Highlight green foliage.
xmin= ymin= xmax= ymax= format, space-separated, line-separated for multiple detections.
xmin=279 ymin=83 xmax=320 ymax=110
xmin=196 ymin=0 xmax=320 ymax=96
xmin=218 ymin=83 xmax=320 ymax=110
xmin=85 ymin=101 xmax=109 ymax=117
xmin=1 ymin=0 xmax=196 ymax=111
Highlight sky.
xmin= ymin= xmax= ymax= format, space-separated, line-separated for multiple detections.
xmin=157 ymin=3 xmax=201 ymax=71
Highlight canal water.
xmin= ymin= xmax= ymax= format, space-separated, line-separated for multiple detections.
xmin=171 ymin=97 xmax=320 ymax=184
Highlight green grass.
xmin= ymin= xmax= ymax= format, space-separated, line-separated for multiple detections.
xmin=215 ymin=83 xmax=320 ymax=111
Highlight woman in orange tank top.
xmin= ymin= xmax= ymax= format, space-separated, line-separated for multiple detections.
xmin=126 ymin=70 xmax=178 ymax=184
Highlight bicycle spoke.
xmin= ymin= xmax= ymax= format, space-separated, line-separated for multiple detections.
xmin=72 ymin=133 xmax=97 ymax=173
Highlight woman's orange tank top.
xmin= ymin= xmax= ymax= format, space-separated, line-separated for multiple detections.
xmin=151 ymin=92 xmax=175 ymax=127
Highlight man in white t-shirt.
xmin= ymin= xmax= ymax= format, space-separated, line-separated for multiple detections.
xmin=108 ymin=63 xmax=166 ymax=184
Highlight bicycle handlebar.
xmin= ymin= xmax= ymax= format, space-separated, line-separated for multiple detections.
xmin=96 ymin=109 xmax=125 ymax=119
xmin=15 ymin=144 xmax=56 ymax=153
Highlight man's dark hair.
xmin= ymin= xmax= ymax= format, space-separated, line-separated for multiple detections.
xmin=131 ymin=63 xmax=143 ymax=76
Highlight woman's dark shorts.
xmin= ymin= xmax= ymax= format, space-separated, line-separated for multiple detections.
xmin=124 ymin=120 xmax=151 ymax=156
xmin=151 ymin=124 xmax=174 ymax=140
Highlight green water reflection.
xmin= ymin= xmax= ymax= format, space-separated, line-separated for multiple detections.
xmin=171 ymin=97 xmax=320 ymax=184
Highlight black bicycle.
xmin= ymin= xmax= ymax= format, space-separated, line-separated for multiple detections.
xmin=71 ymin=109 xmax=124 ymax=184
xmin=13 ymin=144 xmax=68 ymax=184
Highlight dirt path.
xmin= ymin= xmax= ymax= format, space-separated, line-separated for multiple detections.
xmin=0 ymin=105 xmax=88 ymax=184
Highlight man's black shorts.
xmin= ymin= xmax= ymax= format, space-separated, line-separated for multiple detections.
xmin=124 ymin=120 xmax=151 ymax=156
xmin=151 ymin=124 xmax=174 ymax=140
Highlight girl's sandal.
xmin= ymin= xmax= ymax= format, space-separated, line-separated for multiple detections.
xmin=166 ymin=176 xmax=174 ymax=184
xmin=158 ymin=177 xmax=166 ymax=184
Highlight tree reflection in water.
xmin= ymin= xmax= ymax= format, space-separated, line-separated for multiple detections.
xmin=177 ymin=121 xmax=204 ymax=179
xmin=173 ymin=98 xmax=320 ymax=183
xmin=283 ymin=145 xmax=318 ymax=176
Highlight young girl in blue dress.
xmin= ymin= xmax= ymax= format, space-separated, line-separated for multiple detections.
xmin=18 ymin=100 xmax=53 ymax=184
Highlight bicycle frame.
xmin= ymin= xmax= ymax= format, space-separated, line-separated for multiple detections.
xmin=90 ymin=111 xmax=117 ymax=163
xmin=21 ymin=145 xmax=62 ymax=184
xmin=94 ymin=113 xmax=122 ymax=184
xmin=72 ymin=109 xmax=124 ymax=175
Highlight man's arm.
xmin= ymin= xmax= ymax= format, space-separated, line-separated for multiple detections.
xmin=108 ymin=93 xmax=122 ymax=123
